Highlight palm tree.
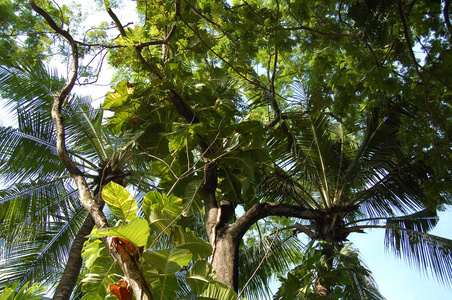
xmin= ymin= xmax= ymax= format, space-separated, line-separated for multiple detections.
xmin=262 ymin=102 xmax=452 ymax=298
xmin=0 ymin=54 xmax=152 ymax=298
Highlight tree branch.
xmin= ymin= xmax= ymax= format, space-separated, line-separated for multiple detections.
xmin=229 ymin=202 xmax=322 ymax=241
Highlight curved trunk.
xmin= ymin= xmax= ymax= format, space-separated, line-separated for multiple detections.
xmin=52 ymin=214 xmax=95 ymax=300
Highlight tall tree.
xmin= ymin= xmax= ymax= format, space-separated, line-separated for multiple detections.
xmin=265 ymin=102 xmax=451 ymax=297
xmin=0 ymin=52 xmax=151 ymax=298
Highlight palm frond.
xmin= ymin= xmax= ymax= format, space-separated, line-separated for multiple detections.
xmin=239 ymin=235 xmax=305 ymax=300
xmin=344 ymin=271 xmax=386 ymax=300
xmin=356 ymin=158 xmax=437 ymax=218
xmin=258 ymin=167 xmax=319 ymax=209
xmin=0 ymin=54 xmax=63 ymax=121
xmin=0 ymin=119 xmax=65 ymax=184
xmin=63 ymin=96 xmax=110 ymax=163
xmin=0 ymin=178 xmax=78 ymax=241
xmin=0 ymin=206 xmax=87 ymax=290
xmin=384 ymin=225 xmax=452 ymax=285
xmin=386 ymin=209 xmax=439 ymax=232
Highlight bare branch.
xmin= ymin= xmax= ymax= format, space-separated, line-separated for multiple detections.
xmin=229 ymin=202 xmax=322 ymax=242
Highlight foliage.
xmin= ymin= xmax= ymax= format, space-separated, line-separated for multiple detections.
xmin=81 ymin=182 xmax=236 ymax=300
xmin=0 ymin=281 xmax=46 ymax=300
xmin=274 ymin=242 xmax=384 ymax=300
xmin=1 ymin=0 xmax=452 ymax=298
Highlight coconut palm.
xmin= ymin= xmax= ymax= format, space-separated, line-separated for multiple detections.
xmin=0 ymin=54 xmax=153 ymax=298
xmin=262 ymin=102 xmax=452 ymax=298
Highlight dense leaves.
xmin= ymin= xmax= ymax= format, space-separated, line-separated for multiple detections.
xmin=1 ymin=0 xmax=452 ymax=298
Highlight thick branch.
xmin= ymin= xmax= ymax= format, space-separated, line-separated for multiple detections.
xmin=52 ymin=215 xmax=95 ymax=300
xmin=281 ymin=26 xmax=362 ymax=38
xmin=202 ymin=162 xmax=220 ymax=243
xmin=229 ymin=202 xmax=322 ymax=241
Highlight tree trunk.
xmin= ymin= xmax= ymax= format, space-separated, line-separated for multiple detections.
xmin=211 ymin=229 xmax=240 ymax=292
xmin=52 ymin=214 xmax=95 ymax=300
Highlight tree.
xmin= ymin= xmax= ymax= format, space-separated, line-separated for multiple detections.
xmin=265 ymin=103 xmax=451 ymax=297
xmin=1 ymin=0 xmax=452 ymax=299
xmin=0 ymin=56 xmax=149 ymax=298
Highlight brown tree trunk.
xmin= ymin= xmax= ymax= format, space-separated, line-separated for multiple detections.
xmin=52 ymin=215 xmax=95 ymax=300
xmin=211 ymin=230 xmax=240 ymax=292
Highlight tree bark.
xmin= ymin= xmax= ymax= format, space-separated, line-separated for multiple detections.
xmin=211 ymin=229 xmax=240 ymax=292
xmin=52 ymin=215 xmax=95 ymax=300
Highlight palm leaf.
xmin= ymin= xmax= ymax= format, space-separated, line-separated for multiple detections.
xmin=259 ymin=167 xmax=319 ymax=209
xmin=0 ymin=54 xmax=63 ymax=122
xmin=0 ymin=205 xmax=87 ymax=290
xmin=344 ymin=271 xmax=385 ymax=300
xmin=239 ymin=234 xmax=306 ymax=300
xmin=384 ymin=225 xmax=452 ymax=285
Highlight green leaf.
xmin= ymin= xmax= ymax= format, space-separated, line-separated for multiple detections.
xmin=81 ymin=253 xmax=121 ymax=300
xmin=0 ymin=281 xmax=45 ymax=300
xmin=144 ymin=248 xmax=192 ymax=274
xmin=182 ymin=179 xmax=203 ymax=216
xmin=144 ymin=248 xmax=193 ymax=300
xmin=185 ymin=261 xmax=237 ymax=300
xmin=89 ymin=218 xmax=149 ymax=247
xmin=103 ymin=81 xmax=132 ymax=110
xmin=142 ymin=190 xmax=183 ymax=220
xmin=172 ymin=226 xmax=212 ymax=260
xmin=82 ymin=239 xmax=105 ymax=269
xmin=102 ymin=181 xmax=137 ymax=222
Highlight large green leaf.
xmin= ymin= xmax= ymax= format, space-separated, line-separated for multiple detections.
xmin=89 ymin=218 xmax=149 ymax=247
xmin=102 ymin=81 xmax=132 ymax=110
xmin=102 ymin=181 xmax=137 ymax=222
xmin=81 ymin=252 xmax=121 ymax=300
xmin=172 ymin=226 xmax=212 ymax=260
xmin=144 ymin=248 xmax=192 ymax=300
xmin=185 ymin=261 xmax=237 ymax=300
xmin=144 ymin=248 xmax=192 ymax=274
xmin=182 ymin=179 xmax=203 ymax=216
xmin=142 ymin=190 xmax=184 ymax=220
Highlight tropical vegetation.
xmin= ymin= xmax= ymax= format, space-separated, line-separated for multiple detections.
xmin=1 ymin=0 xmax=452 ymax=299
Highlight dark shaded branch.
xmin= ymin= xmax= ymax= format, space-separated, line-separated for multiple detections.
xmin=445 ymin=0 xmax=452 ymax=33
xmin=166 ymin=90 xmax=199 ymax=123
xmin=52 ymin=215 xmax=95 ymax=300
xmin=281 ymin=26 xmax=362 ymax=38
xmin=229 ymin=202 xmax=322 ymax=241
xmin=294 ymin=222 xmax=316 ymax=239
xmin=202 ymin=162 xmax=220 ymax=243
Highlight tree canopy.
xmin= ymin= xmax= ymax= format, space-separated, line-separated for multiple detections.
xmin=1 ymin=0 xmax=452 ymax=299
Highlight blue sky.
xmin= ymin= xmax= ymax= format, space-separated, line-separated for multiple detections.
xmin=350 ymin=208 xmax=452 ymax=300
